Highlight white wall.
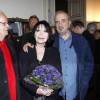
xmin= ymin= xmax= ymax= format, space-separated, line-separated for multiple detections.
xmin=0 ymin=0 xmax=55 ymax=25
xmin=0 ymin=0 xmax=44 ymax=20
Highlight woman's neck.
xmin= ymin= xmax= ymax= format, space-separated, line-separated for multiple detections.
xmin=36 ymin=43 xmax=45 ymax=48
xmin=35 ymin=43 xmax=45 ymax=62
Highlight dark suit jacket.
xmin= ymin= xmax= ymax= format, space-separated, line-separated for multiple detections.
xmin=19 ymin=47 xmax=63 ymax=100
xmin=54 ymin=32 xmax=94 ymax=100
xmin=0 ymin=38 xmax=20 ymax=100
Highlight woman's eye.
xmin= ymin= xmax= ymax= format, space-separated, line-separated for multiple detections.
xmin=44 ymin=30 xmax=47 ymax=32
xmin=36 ymin=29 xmax=39 ymax=32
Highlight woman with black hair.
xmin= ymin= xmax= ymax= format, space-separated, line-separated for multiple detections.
xmin=19 ymin=20 xmax=63 ymax=100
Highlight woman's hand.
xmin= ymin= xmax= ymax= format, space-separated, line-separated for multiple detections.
xmin=36 ymin=86 xmax=53 ymax=96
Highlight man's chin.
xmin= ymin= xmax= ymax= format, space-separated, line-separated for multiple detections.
xmin=58 ymin=31 xmax=64 ymax=35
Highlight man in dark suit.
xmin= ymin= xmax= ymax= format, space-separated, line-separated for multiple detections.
xmin=0 ymin=10 xmax=20 ymax=100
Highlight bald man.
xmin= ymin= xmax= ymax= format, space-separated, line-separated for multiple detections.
xmin=54 ymin=10 xmax=93 ymax=100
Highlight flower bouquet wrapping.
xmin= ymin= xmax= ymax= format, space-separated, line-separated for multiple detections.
xmin=24 ymin=64 xmax=63 ymax=90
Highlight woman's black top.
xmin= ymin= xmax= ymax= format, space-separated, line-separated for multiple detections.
xmin=19 ymin=47 xmax=63 ymax=100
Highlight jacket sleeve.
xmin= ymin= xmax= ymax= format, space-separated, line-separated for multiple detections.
xmin=83 ymin=38 xmax=94 ymax=84
xmin=80 ymin=37 xmax=94 ymax=100
xmin=18 ymin=50 xmax=38 ymax=95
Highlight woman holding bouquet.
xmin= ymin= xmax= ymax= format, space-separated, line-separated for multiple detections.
xmin=19 ymin=20 xmax=64 ymax=100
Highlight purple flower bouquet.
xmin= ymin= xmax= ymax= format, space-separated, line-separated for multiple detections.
xmin=24 ymin=64 xmax=63 ymax=90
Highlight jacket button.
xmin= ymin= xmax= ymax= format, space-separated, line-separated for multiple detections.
xmin=4 ymin=80 xmax=7 ymax=84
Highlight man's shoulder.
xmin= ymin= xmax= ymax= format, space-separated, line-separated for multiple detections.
xmin=71 ymin=32 xmax=90 ymax=51
xmin=72 ymin=32 xmax=87 ymax=43
xmin=72 ymin=32 xmax=83 ymax=38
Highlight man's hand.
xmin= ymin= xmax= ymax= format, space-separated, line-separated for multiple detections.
xmin=23 ymin=42 xmax=34 ymax=53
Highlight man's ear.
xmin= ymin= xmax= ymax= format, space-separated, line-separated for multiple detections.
xmin=69 ymin=20 xmax=71 ymax=28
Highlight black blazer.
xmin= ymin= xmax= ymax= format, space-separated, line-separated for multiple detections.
xmin=19 ymin=46 xmax=63 ymax=100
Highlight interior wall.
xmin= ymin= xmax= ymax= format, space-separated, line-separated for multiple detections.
xmin=0 ymin=0 xmax=44 ymax=20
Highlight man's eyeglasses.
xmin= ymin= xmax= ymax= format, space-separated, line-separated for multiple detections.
xmin=0 ymin=22 xmax=8 ymax=26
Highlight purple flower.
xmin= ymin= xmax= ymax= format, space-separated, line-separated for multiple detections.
xmin=32 ymin=70 xmax=38 ymax=75
xmin=26 ymin=64 xmax=63 ymax=90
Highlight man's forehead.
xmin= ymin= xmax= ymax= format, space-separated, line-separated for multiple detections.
xmin=55 ymin=13 xmax=68 ymax=19
xmin=0 ymin=13 xmax=7 ymax=20
xmin=0 ymin=16 xmax=7 ymax=21
xmin=0 ymin=11 xmax=7 ymax=17
xmin=55 ymin=16 xmax=68 ymax=22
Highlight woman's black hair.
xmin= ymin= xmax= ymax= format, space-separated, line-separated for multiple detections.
xmin=32 ymin=20 xmax=54 ymax=47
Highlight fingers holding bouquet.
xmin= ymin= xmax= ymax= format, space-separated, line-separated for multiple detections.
xmin=36 ymin=86 xmax=54 ymax=96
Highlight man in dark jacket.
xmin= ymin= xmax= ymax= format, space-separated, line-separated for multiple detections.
xmin=0 ymin=10 xmax=20 ymax=100
xmin=54 ymin=10 xmax=93 ymax=100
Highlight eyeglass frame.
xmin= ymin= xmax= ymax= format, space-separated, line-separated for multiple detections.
xmin=0 ymin=22 xmax=8 ymax=26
